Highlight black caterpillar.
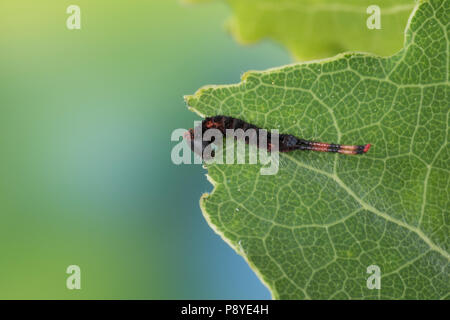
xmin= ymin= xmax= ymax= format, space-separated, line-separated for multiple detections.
xmin=184 ymin=115 xmax=371 ymax=156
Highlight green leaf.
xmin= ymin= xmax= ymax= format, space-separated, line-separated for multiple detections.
xmin=186 ymin=0 xmax=449 ymax=299
xmin=188 ymin=0 xmax=416 ymax=60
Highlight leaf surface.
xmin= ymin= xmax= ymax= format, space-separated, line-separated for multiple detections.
xmin=186 ymin=0 xmax=449 ymax=299
xmin=189 ymin=0 xmax=416 ymax=60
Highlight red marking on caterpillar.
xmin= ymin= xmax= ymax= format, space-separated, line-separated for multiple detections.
xmin=185 ymin=115 xmax=371 ymax=156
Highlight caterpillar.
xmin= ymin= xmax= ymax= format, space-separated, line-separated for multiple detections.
xmin=184 ymin=115 xmax=371 ymax=157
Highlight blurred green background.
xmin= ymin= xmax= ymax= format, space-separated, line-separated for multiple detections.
xmin=0 ymin=0 xmax=291 ymax=298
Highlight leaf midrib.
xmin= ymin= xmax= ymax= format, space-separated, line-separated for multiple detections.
xmin=282 ymin=153 xmax=450 ymax=261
